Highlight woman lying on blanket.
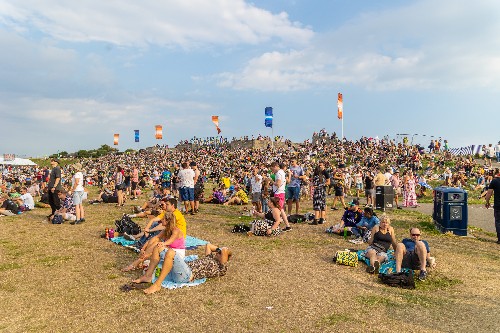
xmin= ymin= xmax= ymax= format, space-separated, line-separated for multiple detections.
xmin=133 ymin=243 xmax=232 ymax=294
xmin=364 ymin=214 xmax=397 ymax=274
xmin=248 ymin=197 xmax=282 ymax=236
xmin=122 ymin=212 xmax=183 ymax=272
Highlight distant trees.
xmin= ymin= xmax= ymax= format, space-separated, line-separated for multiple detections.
xmin=51 ymin=144 xmax=119 ymax=159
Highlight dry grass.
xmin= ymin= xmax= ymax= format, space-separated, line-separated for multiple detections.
xmin=1 ymin=188 xmax=499 ymax=333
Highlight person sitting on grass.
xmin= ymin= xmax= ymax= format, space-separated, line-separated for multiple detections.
xmin=0 ymin=194 xmax=19 ymax=216
xmin=394 ymin=228 xmax=436 ymax=281
xmin=15 ymin=186 xmax=35 ymax=212
xmin=122 ymin=211 xmax=183 ymax=272
xmin=133 ymin=243 xmax=231 ymax=294
xmin=248 ymin=197 xmax=285 ymax=236
xmin=352 ymin=206 xmax=379 ymax=240
xmin=128 ymin=187 xmax=171 ymax=217
xmin=203 ymin=187 xmax=226 ymax=204
xmin=223 ymin=185 xmax=249 ymax=206
xmin=364 ymin=215 xmax=397 ymax=274
xmin=329 ymin=199 xmax=363 ymax=236
xmin=52 ymin=190 xmax=77 ymax=223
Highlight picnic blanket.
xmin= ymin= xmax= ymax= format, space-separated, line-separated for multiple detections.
xmin=150 ymin=255 xmax=207 ymax=290
xmin=110 ymin=235 xmax=208 ymax=252
xmin=356 ymin=249 xmax=410 ymax=274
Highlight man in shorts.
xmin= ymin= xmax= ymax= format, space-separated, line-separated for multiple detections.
xmin=178 ymin=162 xmax=195 ymax=214
xmin=286 ymin=159 xmax=305 ymax=215
xmin=485 ymin=168 xmax=500 ymax=244
xmin=250 ymin=168 xmax=263 ymax=213
xmin=394 ymin=227 xmax=434 ymax=280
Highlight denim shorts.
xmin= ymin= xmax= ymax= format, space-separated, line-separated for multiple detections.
xmin=364 ymin=245 xmax=388 ymax=261
xmin=159 ymin=250 xmax=191 ymax=283
xmin=287 ymin=186 xmax=301 ymax=201
xmin=72 ymin=191 xmax=85 ymax=205
xmin=180 ymin=187 xmax=194 ymax=201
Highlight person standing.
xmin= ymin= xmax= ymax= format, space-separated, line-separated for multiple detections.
xmin=391 ymin=170 xmax=402 ymax=209
xmin=47 ymin=158 xmax=63 ymax=219
xmin=114 ymin=165 xmax=125 ymax=207
xmin=485 ymin=168 xmax=500 ymax=244
xmin=309 ymin=161 xmax=330 ymax=225
xmin=131 ymin=165 xmax=139 ymax=200
xmin=495 ymin=141 xmax=500 ymax=163
xmin=286 ymin=159 xmax=305 ymax=215
xmin=191 ymin=162 xmax=203 ymax=214
xmin=70 ymin=163 xmax=85 ymax=224
xmin=250 ymin=167 xmax=263 ymax=213
xmin=364 ymin=171 xmax=375 ymax=206
xmin=270 ymin=162 xmax=292 ymax=231
xmin=331 ymin=167 xmax=346 ymax=211
xmin=178 ymin=162 xmax=195 ymax=214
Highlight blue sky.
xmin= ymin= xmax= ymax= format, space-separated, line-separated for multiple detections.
xmin=1 ymin=0 xmax=499 ymax=157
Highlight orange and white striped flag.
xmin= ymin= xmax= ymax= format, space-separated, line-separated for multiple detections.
xmin=113 ymin=134 xmax=119 ymax=145
xmin=155 ymin=125 xmax=163 ymax=139
xmin=212 ymin=116 xmax=221 ymax=134
xmin=337 ymin=93 xmax=343 ymax=120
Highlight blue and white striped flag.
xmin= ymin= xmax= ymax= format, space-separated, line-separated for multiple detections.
xmin=265 ymin=107 xmax=273 ymax=128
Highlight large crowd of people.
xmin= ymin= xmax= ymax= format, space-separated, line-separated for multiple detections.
xmin=1 ymin=133 xmax=499 ymax=293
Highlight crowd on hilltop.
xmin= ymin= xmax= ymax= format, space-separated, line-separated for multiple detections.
xmin=1 ymin=132 xmax=498 ymax=218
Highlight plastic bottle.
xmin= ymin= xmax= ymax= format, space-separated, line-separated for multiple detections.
xmin=105 ymin=228 xmax=109 ymax=240
xmin=109 ymin=228 xmax=115 ymax=239
xmin=343 ymin=227 xmax=348 ymax=240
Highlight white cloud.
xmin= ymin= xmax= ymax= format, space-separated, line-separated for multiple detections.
xmin=0 ymin=0 xmax=313 ymax=48
xmin=216 ymin=0 xmax=500 ymax=91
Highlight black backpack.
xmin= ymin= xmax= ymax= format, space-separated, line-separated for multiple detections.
xmin=231 ymin=224 xmax=250 ymax=233
xmin=378 ymin=271 xmax=415 ymax=289
xmin=288 ymin=214 xmax=306 ymax=223
xmin=115 ymin=215 xmax=141 ymax=235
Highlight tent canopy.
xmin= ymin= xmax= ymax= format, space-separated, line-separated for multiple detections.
xmin=0 ymin=157 xmax=37 ymax=166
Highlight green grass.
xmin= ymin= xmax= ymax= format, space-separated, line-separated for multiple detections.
xmin=0 ymin=262 xmax=22 ymax=271
xmin=36 ymin=255 xmax=72 ymax=267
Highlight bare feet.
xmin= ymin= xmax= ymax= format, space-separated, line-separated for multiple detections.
xmin=132 ymin=275 xmax=152 ymax=284
xmin=143 ymin=284 xmax=162 ymax=294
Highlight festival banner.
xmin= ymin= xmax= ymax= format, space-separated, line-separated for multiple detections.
xmin=337 ymin=93 xmax=343 ymax=120
xmin=113 ymin=134 xmax=119 ymax=145
xmin=212 ymin=116 xmax=221 ymax=134
xmin=265 ymin=107 xmax=273 ymax=128
xmin=134 ymin=130 xmax=140 ymax=143
xmin=155 ymin=125 xmax=163 ymax=140
xmin=3 ymin=154 xmax=15 ymax=161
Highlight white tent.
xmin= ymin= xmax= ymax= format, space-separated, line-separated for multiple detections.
xmin=0 ymin=157 xmax=37 ymax=166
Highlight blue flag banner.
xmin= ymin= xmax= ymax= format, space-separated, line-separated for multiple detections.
xmin=134 ymin=130 xmax=140 ymax=142
xmin=265 ymin=107 xmax=273 ymax=128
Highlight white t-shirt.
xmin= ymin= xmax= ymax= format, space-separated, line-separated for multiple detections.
xmin=178 ymin=168 xmax=195 ymax=188
xmin=273 ymin=169 xmax=286 ymax=194
xmin=250 ymin=174 xmax=263 ymax=193
xmin=72 ymin=172 xmax=84 ymax=191
xmin=20 ymin=193 xmax=35 ymax=210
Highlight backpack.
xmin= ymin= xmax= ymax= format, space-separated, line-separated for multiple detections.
xmin=231 ymin=224 xmax=250 ymax=233
xmin=51 ymin=214 xmax=63 ymax=224
xmin=378 ymin=271 xmax=415 ymax=289
xmin=115 ymin=215 xmax=141 ymax=235
xmin=288 ymin=214 xmax=306 ymax=223
xmin=4 ymin=199 xmax=19 ymax=214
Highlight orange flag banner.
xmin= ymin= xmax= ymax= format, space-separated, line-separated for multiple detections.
xmin=155 ymin=125 xmax=163 ymax=139
xmin=212 ymin=116 xmax=221 ymax=134
xmin=337 ymin=93 xmax=343 ymax=120
xmin=113 ymin=134 xmax=119 ymax=145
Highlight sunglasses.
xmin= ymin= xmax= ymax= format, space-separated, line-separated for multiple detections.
xmin=411 ymin=233 xmax=421 ymax=237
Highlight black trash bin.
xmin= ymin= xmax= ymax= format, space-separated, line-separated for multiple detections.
xmin=375 ymin=185 xmax=394 ymax=211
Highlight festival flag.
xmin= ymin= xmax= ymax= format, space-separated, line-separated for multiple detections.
xmin=155 ymin=125 xmax=163 ymax=139
xmin=212 ymin=116 xmax=221 ymax=134
xmin=337 ymin=93 xmax=343 ymax=120
xmin=265 ymin=107 xmax=273 ymax=128
xmin=113 ymin=134 xmax=119 ymax=145
xmin=134 ymin=130 xmax=140 ymax=143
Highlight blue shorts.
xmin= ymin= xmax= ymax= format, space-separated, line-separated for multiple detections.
xmin=287 ymin=186 xmax=300 ymax=201
xmin=180 ymin=187 xmax=194 ymax=201
xmin=159 ymin=251 xmax=191 ymax=283
xmin=161 ymin=182 xmax=171 ymax=189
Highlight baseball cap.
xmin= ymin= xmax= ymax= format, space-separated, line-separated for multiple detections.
xmin=348 ymin=199 xmax=360 ymax=206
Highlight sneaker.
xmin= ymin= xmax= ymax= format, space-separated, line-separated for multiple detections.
xmin=397 ymin=206 xmax=402 ymax=210
xmin=418 ymin=270 xmax=428 ymax=281
xmin=70 ymin=220 xmax=77 ymax=225
xmin=123 ymin=233 xmax=135 ymax=241
xmin=366 ymin=265 xmax=375 ymax=273
xmin=374 ymin=261 xmax=380 ymax=274
xmin=283 ymin=226 xmax=292 ymax=232
xmin=331 ymin=207 xmax=339 ymax=211
xmin=317 ymin=218 xmax=324 ymax=225
xmin=74 ymin=219 xmax=84 ymax=225
xmin=80 ymin=218 xmax=86 ymax=222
